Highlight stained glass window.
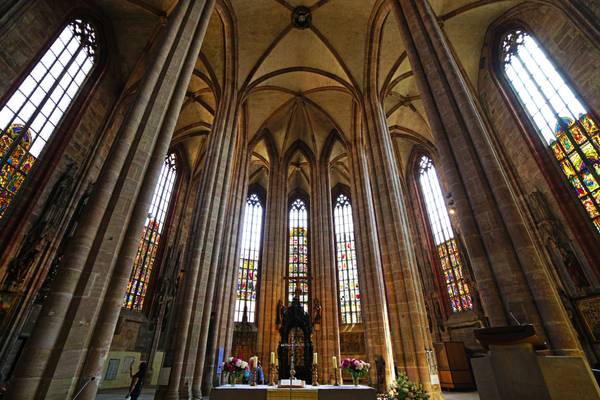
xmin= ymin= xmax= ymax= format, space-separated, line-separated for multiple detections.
xmin=418 ymin=156 xmax=472 ymax=313
xmin=0 ymin=19 xmax=97 ymax=219
xmin=234 ymin=192 xmax=264 ymax=323
xmin=124 ymin=154 xmax=177 ymax=310
xmin=333 ymin=193 xmax=361 ymax=324
xmin=288 ymin=198 xmax=309 ymax=311
xmin=501 ymin=29 xmax=600 ymax=234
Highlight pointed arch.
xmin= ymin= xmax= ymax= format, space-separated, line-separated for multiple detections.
xmin=124 ymin=153 xmax=178 ymax=310
xmin=287 ymin=190 xmax=310 ymax=311
xmin=495 ymin=26 xmax=600 ymax=236
xmin=0 ymin=16 xmax=105 ymax=221
xmin=235 ymin=184 xmax=266 ymax=323
xmin=331 ymin=184 xmax=362 ymax=324
xmin=411 ymin=151 xmax=473 ymax=314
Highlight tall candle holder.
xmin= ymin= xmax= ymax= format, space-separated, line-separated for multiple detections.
xmin=250 ymin=365 xmax=257 ymax=387
xmin=333 ymin=367 xmax=340 ymax=386
xmin=312 ymin=364 xmax=319 ymax=386
xmin=268 ymin=363 xmax=276 ymax=386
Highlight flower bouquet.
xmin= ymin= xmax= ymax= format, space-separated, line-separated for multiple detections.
xmin=341 ymin=358 xmax=370 ymax=386
xmin=223 ymin=356 xmax=249 ymax=386
xmin=387 ymin=372 xmax=429 ymax=400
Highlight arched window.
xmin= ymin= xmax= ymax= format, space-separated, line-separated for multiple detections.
xmin=288 ymin=197 xmax=309 ymax=311
xmin=417 ymin=155 xmax=473 ymax=313
xmin=333 ymin=193 xmax=361 ymax=324
xmin=500 ymin=29 xmax=600 ymax=234
xmin=234 ymin=192 xmax=264 ymax=323
xmin=124 ymin=154 xmax=177 ymax=310
xmin=0 ymin=19 xmax=98 ymax=219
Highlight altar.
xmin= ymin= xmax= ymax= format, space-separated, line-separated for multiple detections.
xmin=211 ymin=385 xmax=376 ymax=400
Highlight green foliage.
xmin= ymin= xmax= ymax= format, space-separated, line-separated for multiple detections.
xmin=386 ymin=372 xmax=430 ymax=400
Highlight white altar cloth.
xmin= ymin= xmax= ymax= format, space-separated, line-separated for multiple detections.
xmin=211 ymin=384 xmax=376 ymax=400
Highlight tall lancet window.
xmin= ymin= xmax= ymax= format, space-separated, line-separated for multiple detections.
xmin=234 ymin=192 xmax=264 ymax=323
xmin=418 ymin=156 xmax=472 ymax=313
xmin=333 ymin=193 xmax=361 ymax=324
xmin=124 ymin=154 xmax=177 ymax=310
xmin=288 ymin=197 xmax=309 ymax=311
xmin=0 ymin=19 xmax=98 ymax=219
xmin=501 ymin=29 xmax=600 ymax=234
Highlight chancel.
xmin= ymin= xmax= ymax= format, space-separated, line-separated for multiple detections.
xmin=1 ymin=1 xmax=600 ymax=400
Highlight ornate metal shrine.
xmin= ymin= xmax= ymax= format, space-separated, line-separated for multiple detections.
xmin=277 ymin=288 xmax=313 ymax=384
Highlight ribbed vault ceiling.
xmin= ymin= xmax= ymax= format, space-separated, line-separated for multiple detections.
xmin=98 ymin=0 xmax=528 ymax=176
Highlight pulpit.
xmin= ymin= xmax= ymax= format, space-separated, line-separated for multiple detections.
xmin=471 ymin=325 xmax=600 ymax=400
xmin=278 ymin=290 xmax=313 ymax=384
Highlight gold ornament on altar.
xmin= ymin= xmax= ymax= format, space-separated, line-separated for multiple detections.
xmin=312 ymin=352 xmax=319 ymax=386
xmin=332 ymin=356 xmax=340 ymax=386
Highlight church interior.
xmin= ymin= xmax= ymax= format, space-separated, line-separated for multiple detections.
xmin=1 ymin=0 xmax=600 ymax=399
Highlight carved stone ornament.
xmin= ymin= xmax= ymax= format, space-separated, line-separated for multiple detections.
xmin=292 ymin=6 xmax=312 ymax=29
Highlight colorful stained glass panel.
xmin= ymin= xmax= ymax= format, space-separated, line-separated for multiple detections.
xmin=234 ymin=193 xmax=263 ymax=323
xmin=418 ymin=156 xmax=472 ymax=313
xmin=333 ymin=193 xmax=362 ymax=324
xmin=0 ymin=20 xmax=97 ymax=220
xmin=501 ymin=29 xmax=600 ymax=235
xmin=123 ymin=154 xmax=177 ymax=310
xmin=288 ymin=198 xmax=310 ymax=311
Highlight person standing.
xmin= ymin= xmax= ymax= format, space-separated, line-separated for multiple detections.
xmin=127 ymin=361 xmax=147 ymax=400
xmin=256 ymin=361 xmax=265 ymax=385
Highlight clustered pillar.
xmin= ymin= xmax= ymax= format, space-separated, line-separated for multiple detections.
xmin=6 ymin=1 xmax=216 ymax=399
xmin=392 ymin=0 xmax=582 ymax=355
xmin=311 ymin=159 xmax=341 ymax=382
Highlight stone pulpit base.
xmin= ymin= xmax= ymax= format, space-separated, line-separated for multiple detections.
xmin=472 ymin=343 xmax=600 ymax=400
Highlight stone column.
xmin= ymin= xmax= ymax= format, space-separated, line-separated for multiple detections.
xmin=6 ymin=1 xmax=216 ymax=399
xmin=310 ymin=160 xmax=340 ymax=382
xmin=347 ymin=140 xmax=394 ymax=385
xmin=392 ymin=0 xmax=582 ymax=355
xmin=201 ymin=131 xmax=250 ymax=394
xmin=159 ymin=64 xmax=239 ymax=399
xmin=75 ymin=3 xmax=216 ymax=398
xmin=256 ymin=155 xmax=287 ymax=368
xmin=360 ymin=86 xmax=435 ymax=390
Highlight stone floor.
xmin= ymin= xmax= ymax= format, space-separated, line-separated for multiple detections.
xmin=95 ymin=387 xmax=480 ymax=399
xmin=442 ymin=391 xmax=480 ymax=400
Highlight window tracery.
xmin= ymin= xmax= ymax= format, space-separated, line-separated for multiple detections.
xmin=417 ymin=155 xmax=472 ymax=313
xmin=288 ymin=197 xmax=309 ymax=311
xmin=333 ymin=193 xmax=361 ymax=324
xmin=0 ymin=19 xmax=98 ymax=219
xmin=234 ymin=192 xmax=264 ymax=323
xmin=501 ymin=29 xmax=600 ymax=234
xmin=124 ymin=154 xmax=177 ymax=310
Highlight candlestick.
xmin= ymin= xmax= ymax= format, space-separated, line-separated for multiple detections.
xmin=333 ymin=365 xmax=340 ymax=386
xmin=313 ymin=352 xmax=318 ymax=365
xmin=268 ymin=362 xmax=276 ymax=386
xmin=312 ymin=363 xmax=319 ymax=386
xmin=250 ymin=366 xmax=257 ymax=386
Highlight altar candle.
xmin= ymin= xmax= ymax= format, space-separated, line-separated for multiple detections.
xmin=313 ymin=353 xmax=318 ymax=365
xmin=332 ymin=356 xmax=337 ymax=369
xmin=270 ymin=352 xmax=275 ymax=365
xmin=275 ymin=357 xmax=279 ymax=367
